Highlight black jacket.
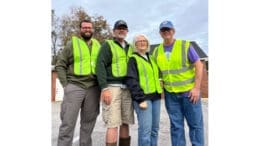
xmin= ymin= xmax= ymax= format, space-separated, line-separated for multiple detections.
xmin=96 ymin=39 xmax=131 ymax=90
xmin=125 ymin=52 xmax=161 ymax=103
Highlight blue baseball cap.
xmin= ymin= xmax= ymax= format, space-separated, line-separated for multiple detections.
xmin=159 ymin=20 xmax=174 ymax=30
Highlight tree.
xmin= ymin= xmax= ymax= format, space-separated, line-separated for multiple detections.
xmin=51 ymin=9 xmax=60 ymax=65
xmin=51 ymin=6 xmax=113 ymax=65
xmin=51 ymin=9 xmax=60 ymax=56
xmin=59 ymin=6 xmax=113 ymax=47
xmin=92 ymin=15 xmax=113 ymax=43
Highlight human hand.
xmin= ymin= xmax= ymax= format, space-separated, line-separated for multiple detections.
xmin=188 ymin=87 xmax=200 ymax=104
xmin=139 ymin=101 xmax=148 ymax=109
xmin=101 ymin=89 xmax=112 ymax=105
xmin=160 ymin=92 xmax=165 ymax=99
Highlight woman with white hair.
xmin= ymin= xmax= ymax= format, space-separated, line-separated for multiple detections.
xmin=125 ymin=34 xmax=162 ymax=146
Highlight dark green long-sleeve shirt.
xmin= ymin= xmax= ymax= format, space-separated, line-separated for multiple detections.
xmin=95 ymin=39 xmax=131 ymax=90
xmin=55 ymin=36 xmax=99 ymax=89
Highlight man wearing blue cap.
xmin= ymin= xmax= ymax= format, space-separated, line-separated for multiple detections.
xmin=152 ymin=20 xmax=204 ymax=146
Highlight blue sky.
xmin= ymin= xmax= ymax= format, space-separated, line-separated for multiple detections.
xmin=52 ymin=0 xmax=208 ymax=54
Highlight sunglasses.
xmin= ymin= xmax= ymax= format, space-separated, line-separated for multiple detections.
xmin=115 ymin=27 xmax=128 ymax=30
xmin=160 ymin=28 xmax=171 ymax=32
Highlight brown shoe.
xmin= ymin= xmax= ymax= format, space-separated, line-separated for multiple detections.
xmin=119 ymin=136 xmax=131 ymax=146
xmin=106 ymin=142 xmax=117 ymax=146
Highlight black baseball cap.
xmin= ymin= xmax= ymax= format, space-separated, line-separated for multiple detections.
xmin=113 ymin=20 xmax=128 ymax=29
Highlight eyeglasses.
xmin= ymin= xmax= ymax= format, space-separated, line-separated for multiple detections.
xmin=136 ymin=40 xmax=148 ymax=43
xmin=81 ymin=27 xmax=92 ymax=30
xmin=160 ymin=28 xmax=171 ymax=32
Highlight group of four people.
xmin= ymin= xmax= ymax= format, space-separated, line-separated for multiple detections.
xmin=55 ymin=19 xmax=204 ymax=146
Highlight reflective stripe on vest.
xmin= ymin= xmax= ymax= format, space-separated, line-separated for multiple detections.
xmin=72 ymin=36 xmax=100 ymax=75
xmin=153 ymin=40 xmax=195 ymax=93
xmin=107 ymin=40 xmax=133 ymax=77
xmin=164 ymin=78 xmax=195 ymax=86
xmin=90 ymin=39 xmax=101 ymax=74
xmin=132 ymin=54 xmax=162 ymax=94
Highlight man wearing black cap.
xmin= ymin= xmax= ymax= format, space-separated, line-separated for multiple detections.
xmin=96 ymin=20 xmax=134 ymax=146
xmin=152 ymin=20 xmax=204 ymax=146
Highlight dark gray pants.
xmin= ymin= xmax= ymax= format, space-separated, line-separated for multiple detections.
xmin=57 ymin=84 xmax=100 ymax=146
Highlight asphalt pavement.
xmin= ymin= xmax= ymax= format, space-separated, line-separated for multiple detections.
xmin=52 ymin=99 xmax=208 ymax=146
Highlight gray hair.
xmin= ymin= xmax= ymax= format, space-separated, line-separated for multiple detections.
xmin=132 ymin=34 xmax=150 ymax=52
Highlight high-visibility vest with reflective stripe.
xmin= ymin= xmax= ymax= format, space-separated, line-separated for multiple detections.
xmin=132 ymin=54 xmax=162 ymax=94
xmin=106 ymin=40 xmax=133 ymax=77
xmin=153 ymin=40 xmax=195 ymax=92
xmin=72 ymin=36 xmax=101 ymax=75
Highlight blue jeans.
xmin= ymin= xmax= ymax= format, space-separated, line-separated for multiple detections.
xmin=133 ymin=99 xmax=161 ymax=146
xmin=164 ymin=90 xmax=204 ymax=146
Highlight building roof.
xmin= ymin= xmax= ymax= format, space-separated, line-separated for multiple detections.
xmin=149 ymin=41 xmax=208 ymax=60
xmin=190 ymin=41 xmax=208 ymax=59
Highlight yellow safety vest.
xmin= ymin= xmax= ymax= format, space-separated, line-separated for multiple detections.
xmin=132 ymin=54 xmax=162 ymax=94
xmin=153 ymin=39 xmax=195 ymax=92
xmin=72 ymin=36 xmax=101 ymax=75
xmin=106 ymin=40 xmax=133 ymax=77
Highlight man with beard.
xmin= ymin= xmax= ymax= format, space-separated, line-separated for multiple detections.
xmin=56 ymin=19 xmax=101 ymax=146
xmin=96 ymin=20 xmax=134 ymax=146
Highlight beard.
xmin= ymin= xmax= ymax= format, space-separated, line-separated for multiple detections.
xmin=116 ymin=33 xmax=126 ymax=39
xmin=81 ymin=32 xmax=93 ymax=41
